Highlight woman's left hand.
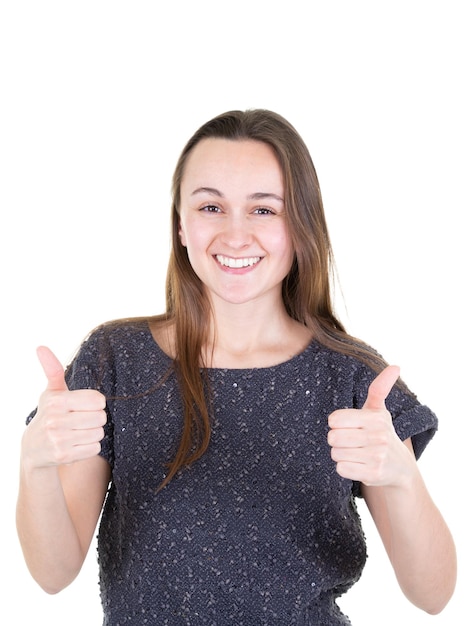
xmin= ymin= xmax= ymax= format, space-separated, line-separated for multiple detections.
xmin=327 ymin=365 xmax=415 ymax=487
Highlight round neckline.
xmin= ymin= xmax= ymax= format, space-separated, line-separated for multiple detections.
xmin=144 ymin=320 xmax=318 ymax=373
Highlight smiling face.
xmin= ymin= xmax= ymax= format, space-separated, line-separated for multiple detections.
xmin=178 ymin=138 xmax=294 ymax=310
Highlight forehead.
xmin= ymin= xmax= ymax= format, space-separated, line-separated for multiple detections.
xmin=181 ymin=138 xmax=284 ymax=191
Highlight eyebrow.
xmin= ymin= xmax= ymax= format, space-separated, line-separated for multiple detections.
xmin=191 ymin=187 xmax=284 ymax=203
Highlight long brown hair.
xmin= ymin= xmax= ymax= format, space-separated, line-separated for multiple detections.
xmin=155 ymin=108 xmax=389 ymax=488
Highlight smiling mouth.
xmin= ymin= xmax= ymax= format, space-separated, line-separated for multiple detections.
xmin=215 ymin=255 xmax=262 ymax=269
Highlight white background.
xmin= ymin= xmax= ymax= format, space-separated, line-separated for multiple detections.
xmin=1 ymin=1 xmax=468 ymax=624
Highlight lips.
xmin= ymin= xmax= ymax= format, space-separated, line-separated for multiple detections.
xmin=215 ymin=255 xmax=262 ymax=269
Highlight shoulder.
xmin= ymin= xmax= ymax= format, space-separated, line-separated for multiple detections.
xmin=79 ymin=317 xmax=160 ymax=355
xmin=306 ymin=339 xmax=373 ymax=382
xmin=306 ymin=339 xmax=413 ymax=408
xmin=65 ymin=317 xmax=170 ymax=389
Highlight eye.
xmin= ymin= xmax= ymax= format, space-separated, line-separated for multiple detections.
xmin=200 ymin=204 xmax=222 ymax=213
xmin=253 ymin=207 xmax=275 ymax=215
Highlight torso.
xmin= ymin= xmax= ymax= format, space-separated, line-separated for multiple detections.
xmin=62 ymin=319 xmax=436 ymax=625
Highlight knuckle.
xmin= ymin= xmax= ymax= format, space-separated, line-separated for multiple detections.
xmin=50 ymin=439 xmax=70 ymax=465
xmin=42 ymin=414 xmax=62 ymax=434
xmin=93 ymin=441 xmax=102 ymax=456
xmin=94 ymin=391 xmax=107 ymax=408
xmin=41 ymin=392 xmax=65 ymax=413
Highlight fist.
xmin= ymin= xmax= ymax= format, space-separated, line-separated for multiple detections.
xmin=22 ymin=346 xmax=107 ymax=468
xmin=327 ymin=365 xmax=413 ymax=487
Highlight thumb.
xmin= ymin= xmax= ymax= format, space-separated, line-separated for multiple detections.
xmin=36 ymin=346 xmax=68 ymax=391
xmin=363 ymin=365 xmax=400 ymax=410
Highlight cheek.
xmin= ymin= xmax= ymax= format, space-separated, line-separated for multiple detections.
xmin=178 ymin=222 xmax=211 ymax=272
xmin=273 ymin=227 xmax=295 ymax=261
xmin=178 ymin=213 xmax=208 ymax=251
xmin=276 ymin=232 xmax=296 ymax=276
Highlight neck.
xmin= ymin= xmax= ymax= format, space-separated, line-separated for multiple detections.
xmin=203 ymin=297 xmax=312 ymax=368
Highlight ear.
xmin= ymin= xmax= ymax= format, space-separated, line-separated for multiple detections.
xmin=178 ymin=220 xmax=187 ymax=247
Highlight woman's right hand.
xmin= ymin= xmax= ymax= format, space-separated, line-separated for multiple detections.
xmin=22 ymin=346 xmax=107 ymax=469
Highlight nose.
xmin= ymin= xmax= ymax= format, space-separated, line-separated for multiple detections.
xmin=220 ymin=212 xmax=253 ymax=250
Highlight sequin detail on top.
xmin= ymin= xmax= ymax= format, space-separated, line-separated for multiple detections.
xmin=58 ymin=321 xmax=437 ymax=625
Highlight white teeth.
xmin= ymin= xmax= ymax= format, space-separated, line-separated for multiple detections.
xmin=216 ymin=255 xmax=261 ymax=268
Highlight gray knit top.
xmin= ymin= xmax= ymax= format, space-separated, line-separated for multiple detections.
xmin=39 ymin=320 xmax=438 ymax=625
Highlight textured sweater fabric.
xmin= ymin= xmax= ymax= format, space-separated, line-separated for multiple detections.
xmin=29 ymin=320 xmax=438 ymax=625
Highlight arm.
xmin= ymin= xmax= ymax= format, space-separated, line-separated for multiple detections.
xmin=328 ymin=366 xmax=457 ymax=614
xmin=16 ymin=347 xmax=110 ymax=594
xmin=362 ymin=439 xmax=456 ymax=614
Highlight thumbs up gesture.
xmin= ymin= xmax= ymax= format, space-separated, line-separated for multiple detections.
xmin=22 ymin=346 xmax=107 ymax=469
xmin=328 ymin=366 xmax=413 ymax=487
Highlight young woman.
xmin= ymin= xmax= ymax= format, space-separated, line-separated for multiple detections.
xmin=17 ymin=109 xmax=456 ymax=625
